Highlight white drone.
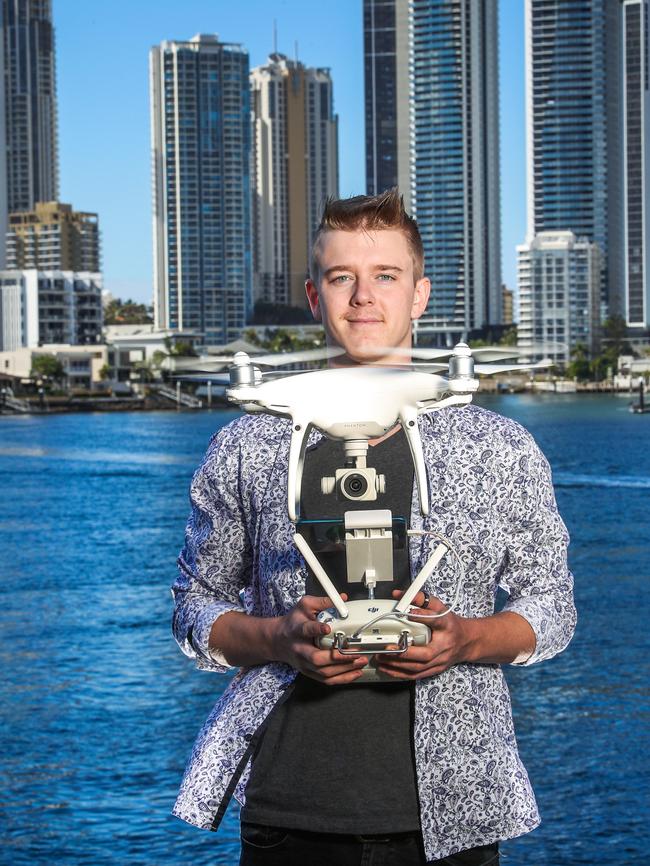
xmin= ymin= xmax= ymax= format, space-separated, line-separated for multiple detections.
xmin=179 ymin=342 xmax=549 ymax=681
xmin=179 ymin=342 xmax=549 ymax=521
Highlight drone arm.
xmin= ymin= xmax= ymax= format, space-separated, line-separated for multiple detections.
xmin=399 ymin=406 xmax=430 ymax=516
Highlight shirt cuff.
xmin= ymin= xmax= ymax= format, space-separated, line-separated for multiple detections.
xmin=191 ymin=600 xmax=244 ymax=672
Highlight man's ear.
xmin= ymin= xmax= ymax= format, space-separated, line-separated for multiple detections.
xmin=305 ymin=278 xmax=322 ymax=321
xmin=411 ymin=277 xmax=431 ymax=320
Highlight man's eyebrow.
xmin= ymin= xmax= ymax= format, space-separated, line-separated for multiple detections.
xmin=323 ymin=264 xmax=354 ymax=277
xmin=322 ymin=264 xmax=404 ymax=277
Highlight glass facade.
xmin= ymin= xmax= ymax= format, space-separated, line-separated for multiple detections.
xmin=527 ymin=0 xmax=621 ymax=316
xmin=622 ymin=0 xmax=649 ymax=327
xmin=364 ymin=0 xmax=501 ymax=338
xmin=410 ymin=0 xmax=501 ymax=336
xmin=2 ymin=0 xmax=59 ymax=213
xmin=151 ymin=36 xmax=252 ymax=346
xmin=364 ymin=0 xmax=398 ymax=195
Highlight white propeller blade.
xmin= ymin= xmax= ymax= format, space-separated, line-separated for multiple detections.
xmin=474 ymin=359 xmax=554 ymax=375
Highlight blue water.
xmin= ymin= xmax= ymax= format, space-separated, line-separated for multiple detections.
xmin=0 ymin=395 xmax=648 ymax=865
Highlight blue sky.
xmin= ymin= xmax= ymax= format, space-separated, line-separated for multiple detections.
xmin=55 ymin=0 xmax=525 ymax=305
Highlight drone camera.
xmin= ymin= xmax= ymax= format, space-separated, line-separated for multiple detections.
xmin=321 ymin=467 xmax=386 ymax=502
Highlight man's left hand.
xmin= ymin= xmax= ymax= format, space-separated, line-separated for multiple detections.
xmin=376 ymin=590 xmax=472 ymax=680
xmin=376 ymin=589 xmax=537 ymax=679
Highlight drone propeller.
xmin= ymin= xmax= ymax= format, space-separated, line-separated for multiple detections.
xmin=383 ymin=344 xmax=522 ymax=363
xmin=174 ymin=368 xmax=304 ymax=385
xmin=474 ymin=359 xmax=554 ymax=375
xmin=179 ymin=346 xmax=343 ymax=371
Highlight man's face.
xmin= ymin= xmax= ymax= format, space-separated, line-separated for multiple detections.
xmin=305 ymin=228 xmax=430 ymax=364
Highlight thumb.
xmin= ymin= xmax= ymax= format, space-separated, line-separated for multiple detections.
xmin=303 ymin=593 xmax=348 ymax=614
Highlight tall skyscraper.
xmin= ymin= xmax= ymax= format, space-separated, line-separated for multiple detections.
xmin=150 ymin=34 xmax=252 ymax=345
xmin=364 ymin=0 xmax=411 ymax=208
xmin=7 ymin=202 xmax=100 ymax=271
xmin=525 ymin=0 xmax=622 ymax=318
xmin=363 ymin=0 xmax=502 ymax=341
xmin=251 ymin=53 xmax=338 ymax=311
xmin=621 ymin=0 xmax=650 ymax=328
xmin=1 ymin=0 xmax=59 ymax=252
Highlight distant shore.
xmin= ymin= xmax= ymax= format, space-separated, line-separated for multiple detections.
xmin=0 ymin=382 xmax=642 ymax=416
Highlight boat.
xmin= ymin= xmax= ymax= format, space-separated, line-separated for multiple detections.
xmin=630 ymin=381 xmax=650 ymax=413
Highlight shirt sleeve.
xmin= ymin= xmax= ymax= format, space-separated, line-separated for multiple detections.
xmin=498 ymin=431 xmax=577 ymax=666
xmin=171 ymin=422 xmax=252 ymax=673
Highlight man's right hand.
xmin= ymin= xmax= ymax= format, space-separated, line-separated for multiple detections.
xmin=209 ymin=595 xmax=368 ymax=686
xmin=270 ymin=595 xmax=368 ymax=685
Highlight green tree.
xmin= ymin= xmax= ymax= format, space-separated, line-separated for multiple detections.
xmin=565 ymin=343 xmax=591 ymax=382
xmin=242 ymin=327 xmax=326 ymax=353
xmin=30 ymin=354 xmax=65 ymax=385
xmin=104 ymin=298 xmax=153 ymax=325
xmin=162 ymin=337 xmax=198 ymax=358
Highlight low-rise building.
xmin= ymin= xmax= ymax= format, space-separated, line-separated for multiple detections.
xmin=0 ymin=270 xmax=103 ymax=350
xmin=103 ymin=324 xmax=201 ymax=382
xmin=0 ymin=344 xmax=107 ymax=389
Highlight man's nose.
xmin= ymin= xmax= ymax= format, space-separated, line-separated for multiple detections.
xmin=351 ymin=275 xmax=375 ymax=305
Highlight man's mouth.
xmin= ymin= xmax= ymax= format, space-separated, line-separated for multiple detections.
xmin=345 ymin=318 xmax=383 ymax=324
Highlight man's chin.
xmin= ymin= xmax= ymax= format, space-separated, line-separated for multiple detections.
xmin=334 ymin=344 xmax=403 ymax=366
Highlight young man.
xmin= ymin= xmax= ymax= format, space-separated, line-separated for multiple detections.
xmin=171 ymin=190 xmax=576 ymax=865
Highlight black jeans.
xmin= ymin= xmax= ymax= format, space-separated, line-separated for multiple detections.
xmin=239 ymin=822 xmax=499 ymax=866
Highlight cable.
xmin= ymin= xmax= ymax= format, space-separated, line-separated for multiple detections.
xmin=403 ymin=529 xmax=465 ymax=618
xmin=348 ymin=530 xmax=465 ymax=639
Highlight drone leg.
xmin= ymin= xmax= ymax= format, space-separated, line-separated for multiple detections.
xmin=399 ymin=407 xmax=430 ymax=516
xmin=293 ymin=533 xmax=349 ymax=619
xmin=393 ymin=544 xmax=448 ymax=614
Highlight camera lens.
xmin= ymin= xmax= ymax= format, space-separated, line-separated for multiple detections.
xmin=342 ymin=472 xmax=369 ymax=499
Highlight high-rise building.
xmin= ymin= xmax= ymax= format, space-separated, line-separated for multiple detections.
xmin=7 ymin=202 xmax=100 ymax=271
xmin=621 ymin=0 xmax=650 ymax=328
xmin=525 ymin=0 xmax=622 ymax=318
xmin=1 ymin=0 xmax=59 ymax=268
xmin=502 ymin=285 xmax=514 ymax=327
xmin=363 ymin=0 xmax=501 ymax=341
xmin=517 ymin=231 xmax=601 ymax=366
xmin=251 ymin=53 xmax=338 ymax=311
xmin=150 ymin=34 xmax=252 ymax=346
xmin=364 ymin=0 xmax=411 ymax=208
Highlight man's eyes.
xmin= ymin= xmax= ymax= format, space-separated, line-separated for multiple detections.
xmin=330 ymin=273 xmax=396 ymax=283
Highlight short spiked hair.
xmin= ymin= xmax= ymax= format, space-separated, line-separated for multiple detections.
xmin=309 ymin=188 xmax=425 ymax=282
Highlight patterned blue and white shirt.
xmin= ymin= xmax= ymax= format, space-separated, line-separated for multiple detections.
xmin=171 ymin=404 xmax=576 ymax=862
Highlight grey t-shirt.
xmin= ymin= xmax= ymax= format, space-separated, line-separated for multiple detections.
xmin=241 ymin=430 xmax=421 ymax=834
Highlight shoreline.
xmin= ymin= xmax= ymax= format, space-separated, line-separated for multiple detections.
xmin=0 ymin=386 xmax=642 ymax=416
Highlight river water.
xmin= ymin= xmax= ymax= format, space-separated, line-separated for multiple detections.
xmin=0 ymin=394 xmax=648 ymax=865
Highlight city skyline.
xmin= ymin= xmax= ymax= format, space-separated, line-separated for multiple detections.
xmin=51 ymin=0 xmax=526 ymax=307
